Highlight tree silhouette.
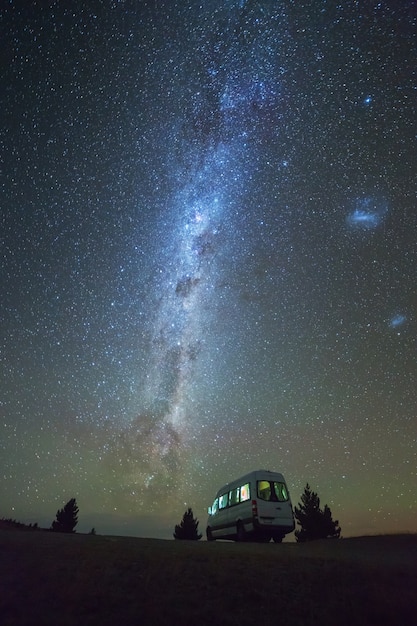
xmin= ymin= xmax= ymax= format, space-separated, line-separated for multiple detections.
xmin=51 ymin=498 xmax=79 ymax=533
xmin=173 ymin=507 xmax=202 ymax=540
xmin=294 ymin=484 xmax=341 ymax=542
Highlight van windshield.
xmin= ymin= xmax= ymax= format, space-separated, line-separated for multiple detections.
xmin=257 ymin=480 xmax=289 ymax=502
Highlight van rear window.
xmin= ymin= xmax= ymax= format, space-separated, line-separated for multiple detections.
xmin=257 ymin=480 xmax=289 ymax=502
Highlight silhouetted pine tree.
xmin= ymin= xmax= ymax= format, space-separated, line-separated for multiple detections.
xmin=294 ymin=484 xmax=341 ymax=542
xmin=51 ymin=498 xmax=79 ymax=533
xmin=173 ymin=507 xmax=202 ymax=540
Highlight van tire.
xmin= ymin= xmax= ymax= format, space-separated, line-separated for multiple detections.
xmin=236 ymin=521 xmax=247 ymax=542
xmin=273 ymin=534 xmax=283 ymax=543
xmin=206 ymin=527 xmax=215 ymax=541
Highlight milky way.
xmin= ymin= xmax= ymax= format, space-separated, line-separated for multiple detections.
xmin=122 ymin=1 xmax=293 ymax=500
xmin=1 ymin=1 xmax=416 ymax=537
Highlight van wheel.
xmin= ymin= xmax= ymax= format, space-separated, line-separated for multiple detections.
xmin=236 ymin=521 xmax=246 ymax=542
xmin=206 ymin=527 xmax=215 ymax=541
xmin=273 ymin=534 xmax=283 ymax=543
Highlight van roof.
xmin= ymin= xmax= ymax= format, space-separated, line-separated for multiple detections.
xmin=214 ymin=469 xmax=287 ymax=497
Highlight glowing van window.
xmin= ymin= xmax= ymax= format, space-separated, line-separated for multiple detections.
xmin=240 ymin=483 xmax=250 ymax=502
xmin=211 ymin=498 xmax=218 ymax=515
xmin=219 ymin=493 xmax=228 ymax=509
xmin=229 ymin=487 xmax=240 ymax=506
xmin=274 ymin=482 xmax=288 ymax=502
xmin=257 ymin=480 xmax=289 ymax=502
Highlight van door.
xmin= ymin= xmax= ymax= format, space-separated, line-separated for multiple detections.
xmin=256 ymin=480 xmax=294 ymax=533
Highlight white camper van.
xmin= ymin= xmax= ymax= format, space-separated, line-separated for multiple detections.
xmin=206 ymin=469 xmax=295 ymax=542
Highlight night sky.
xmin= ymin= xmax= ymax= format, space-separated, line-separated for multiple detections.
xmin=2 ymin=0 xmax=416 ymax=539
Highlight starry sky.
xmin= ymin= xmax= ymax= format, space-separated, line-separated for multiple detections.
xmin=1 ymin=0 xmax=416 ymax=539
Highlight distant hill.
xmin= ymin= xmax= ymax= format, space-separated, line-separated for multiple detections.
xmin=0 ymin=517 xmax=39 ymax=531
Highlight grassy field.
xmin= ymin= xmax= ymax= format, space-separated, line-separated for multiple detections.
xmin=1 ymin=530 xmax=416 ymax=625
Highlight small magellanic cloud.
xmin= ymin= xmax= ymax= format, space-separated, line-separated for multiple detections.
xmin=390 ymin=314 xmax=406 ymax=328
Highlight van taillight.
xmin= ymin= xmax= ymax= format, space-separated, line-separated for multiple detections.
xmin=251 ymin=499 xmax=258 ymax=518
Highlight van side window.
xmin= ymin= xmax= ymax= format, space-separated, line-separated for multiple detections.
xmin=219 ymin=493 xmax=228 ymax=509
xmin=229 ymin=487 xmax=240 ymax=506
xmin=240 ymin=483 xmax=250 ymax=502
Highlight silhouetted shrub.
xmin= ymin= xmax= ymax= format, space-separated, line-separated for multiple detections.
xmin=0 ymin=517 xmax=39 ymax=531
